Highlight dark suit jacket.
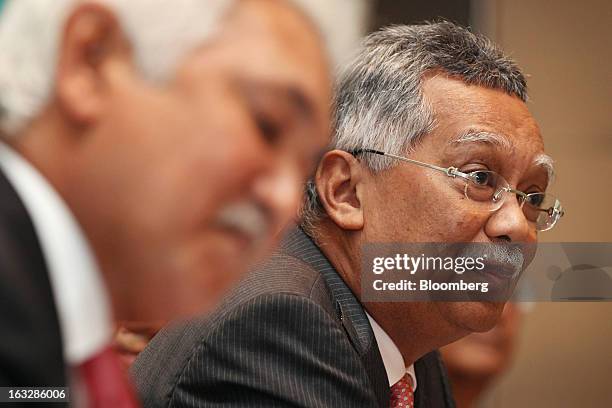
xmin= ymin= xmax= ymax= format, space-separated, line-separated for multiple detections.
xmin=132 ymin=228 xmax=455 ymax=408
xmin=0 ymin=169 xmax=66 ymax=388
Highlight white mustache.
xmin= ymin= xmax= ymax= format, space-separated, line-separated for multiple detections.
xmin=216 ymin=202 xmax=270 ymax=244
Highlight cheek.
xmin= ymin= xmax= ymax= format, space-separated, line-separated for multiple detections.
xmin=366 ymin=179 xmax=487 ymax=242
xmin=137 ymin=158 xmax=249 ymax=248
xmin=362 ymin=186 xmax=406 ymax=240
xmin=120 ymin=110 xmax=263 ymax=228
xmin=417 ymin=180 xmax=489 ymax=241
xmin=442 ymin=200 xmax=489 ymax=241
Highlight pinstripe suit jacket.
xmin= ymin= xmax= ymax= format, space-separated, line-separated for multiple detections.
xmin=131 ymin=228 xmax=455 ymax=408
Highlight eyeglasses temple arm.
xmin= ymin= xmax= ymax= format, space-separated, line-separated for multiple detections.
xmin=351 ymin=149 xmax=470 ymax=180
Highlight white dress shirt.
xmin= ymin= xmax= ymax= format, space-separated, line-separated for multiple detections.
xmin=366 ymin=312 xmax=417 ymax=390
xmin=0 ymin=142 xmax=112 ymax=366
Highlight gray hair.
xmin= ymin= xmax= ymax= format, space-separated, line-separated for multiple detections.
xmin=0 ymin=0 xmax=333 ymax=137
xmin=300 ymin=21 xmax=528 ymax=235
xmin=0 ymin=0 xmax=236 ymax=135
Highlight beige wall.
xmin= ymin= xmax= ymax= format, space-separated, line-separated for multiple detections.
xmin=473 ymin=0 xmax=612 ymax=406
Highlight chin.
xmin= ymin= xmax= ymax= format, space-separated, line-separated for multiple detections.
xmin=439 ymin=301 xmax=506 ymax=333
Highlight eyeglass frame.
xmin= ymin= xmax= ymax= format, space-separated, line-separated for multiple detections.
xmin=349 ymin=148 xmax=565 ymax=231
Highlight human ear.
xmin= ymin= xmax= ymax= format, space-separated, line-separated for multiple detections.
xmin=314 ymin=150 xmax=365 ymax=230
xmin=55 ymin=3 xmax=132 ymax=127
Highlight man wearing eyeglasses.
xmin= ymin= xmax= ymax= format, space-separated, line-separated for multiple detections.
xmin=132 ymin=22 xmax=563 ymax=408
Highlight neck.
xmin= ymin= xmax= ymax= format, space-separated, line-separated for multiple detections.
xmin=313 ymin=221 xmax=362 ymax=296
xmin=365 ymin=301 xmax=456 ymax=366
xmin=7 ymin=108 xmax=78 ymax=198
xmin=7 ymin=112 xmax=125 ymax=321
xmin=312 ymin=221 xmax=468 ymax=366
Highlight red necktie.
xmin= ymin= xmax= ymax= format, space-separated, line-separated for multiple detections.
xmin=390 ymin=373 xmax=414 ymax=408
xmin=77 ymin=346 xmax=140 ymax=408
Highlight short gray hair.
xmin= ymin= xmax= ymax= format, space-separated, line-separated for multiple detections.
xmin=0 ymin=0 xmax=349 ymax=138
xmin=0 ymin=0 xmax=237 ymax=136
xmin=300 ymin=21 xmax=528 ymax=235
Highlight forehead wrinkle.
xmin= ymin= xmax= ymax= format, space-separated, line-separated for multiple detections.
xmin=451 ymin=129 xmax=513 ymax=150
xmin=533 ymin=153 xmax=555 ymax=186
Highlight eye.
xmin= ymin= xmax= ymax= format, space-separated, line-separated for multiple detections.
xmin=255 ymin=114 xmax=281 ymax=145
xmin=525 ymin=193 xmax=545 ymax=207
xmin=470 ymin=170 xmax=491 ymax=186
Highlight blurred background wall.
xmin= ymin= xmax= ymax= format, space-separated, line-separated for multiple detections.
xmin=470 ymin=1 xmax=612 ymax=406
xmin=334 ymin=0 xmax=611 ymax=406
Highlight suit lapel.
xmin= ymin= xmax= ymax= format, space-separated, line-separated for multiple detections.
xmin=414 ymin=350 xmax=456 ymax=408
xmin=0 ymin=169 xmax=66 ymax=386
xmin=281 ymin=228 xmax=390 ymax=407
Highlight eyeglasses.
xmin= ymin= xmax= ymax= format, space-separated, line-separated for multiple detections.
xmin=351 ymin=149 xmax=565 ymax=232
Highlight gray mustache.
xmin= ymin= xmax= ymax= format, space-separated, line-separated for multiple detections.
xmin=460 ymin=244 xmax=526 ymax=278
xmin=216 ymin=202 xmax=270 ymax=244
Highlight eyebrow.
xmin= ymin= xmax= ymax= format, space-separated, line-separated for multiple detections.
xmin=244 ymin=79 xmax=316 ymax=122
xmin=286 ymin=86 xmax=316 ymax=122
xmin=452 ymin=129 xmax=555 ymax=186
xmin=533 ymin=153 xmax=555 ymax=186
xmin=451 ymin=129 xmax=513 ymax=150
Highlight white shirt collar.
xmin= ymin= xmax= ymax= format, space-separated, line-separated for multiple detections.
xmin=366 ymin=312 xmax=417 ymax=390
xmin=0 ymin=142 xmax=112 ymax=365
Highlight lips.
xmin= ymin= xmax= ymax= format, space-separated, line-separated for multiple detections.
xmin=218 ymin=224 xmax=255 ymax=252
xmin=478 ymin=260 xmax=520 ymax=280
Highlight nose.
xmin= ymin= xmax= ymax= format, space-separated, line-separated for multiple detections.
xmin=484 ymin=194 xmax=535 ymax=243
xmin=251 ymin=157 xmax=301 ymax=230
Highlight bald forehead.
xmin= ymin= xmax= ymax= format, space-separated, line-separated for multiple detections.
xmin=229 ymin=0 xmax=322 ymax=46
xmin=219 ymin=0 xmax=329 ymax=83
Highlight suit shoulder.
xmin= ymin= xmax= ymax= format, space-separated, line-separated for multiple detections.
xmin=132 ymin=257 xmax=340 ymax=407
xmin=228 ymin=250 xmax=328 ymax=299
xmin=170 ymin=293 xmax=375 ymax=407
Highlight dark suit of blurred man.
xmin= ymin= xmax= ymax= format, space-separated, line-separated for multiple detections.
xmin=0 ymin=0 xmax=330 ymax=405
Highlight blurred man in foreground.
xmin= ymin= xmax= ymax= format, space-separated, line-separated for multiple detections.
xmin=0 ymin=0 xmax=330 ymax=404
xmin=133 ymin=22 xmax=562 ymax=407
